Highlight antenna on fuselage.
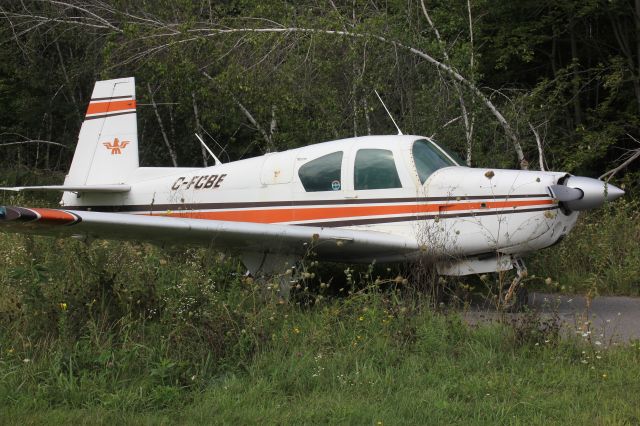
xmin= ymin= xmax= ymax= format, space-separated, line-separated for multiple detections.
xmin=195 ymin=133 xmax=222 ymax=166
xmin=374 ymin=89 xmax=403 ymax=136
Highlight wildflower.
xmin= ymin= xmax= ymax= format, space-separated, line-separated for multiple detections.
xmin=602 ymin=373 xmax=607 ymax=379
xmin=358 ymin=316 xmax=364 ymax=321
xmin=59 ymin=302 xmax=68 ymax=311
xmin=293 ymin=327 xmax=300 ymax=334
xmin=22 ymin=358 xmax=30 ymax=363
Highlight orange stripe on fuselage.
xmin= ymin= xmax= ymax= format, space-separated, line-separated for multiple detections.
xmin=86 ymin=99 xmax=136 ymax=115
xmin=153 ymin=199 xmax=553 ymax=224
xmin=29 ymin=208 xmax=78 ymax=225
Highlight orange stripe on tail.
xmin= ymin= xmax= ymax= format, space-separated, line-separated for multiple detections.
xmin=86 ymin=99 xmax=136 ymax=115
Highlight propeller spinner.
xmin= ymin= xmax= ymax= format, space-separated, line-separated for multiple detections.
xmin=549 ymin=176 xmax=625 ymax=211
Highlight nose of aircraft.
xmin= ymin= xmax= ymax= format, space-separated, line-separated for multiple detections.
xmin=548 ymin=176 xmax=625 ymax=211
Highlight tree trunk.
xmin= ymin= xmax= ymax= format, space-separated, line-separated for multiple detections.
xmin=569 ymin=20 xmax=583 ymax=126
xmin=147 ymin=83 xmax=178 ymax=167
xmin=192 ymin=92 xmax=208 ymax=167
xmin=635 ymin=0 xmax=640 ymax=112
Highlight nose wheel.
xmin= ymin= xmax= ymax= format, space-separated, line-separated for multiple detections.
xmin=502 ymin=257 xmax=529 ymax=311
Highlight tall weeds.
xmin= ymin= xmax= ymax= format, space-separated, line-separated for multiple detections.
xmin=530 ymin=198 xmax=640 ymax=295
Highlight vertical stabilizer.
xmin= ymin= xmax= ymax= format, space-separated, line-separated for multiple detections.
xmin=64 ymin=77 xmax=138 ymax=186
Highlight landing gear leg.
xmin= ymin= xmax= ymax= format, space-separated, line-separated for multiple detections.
xmin=502 ymin=257 xmax=529 ymax=311
xmin=241 ymin=252 xmax=297 ymax=301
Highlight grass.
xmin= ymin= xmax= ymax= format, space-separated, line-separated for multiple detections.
xmin=1 ymin=303 xmax=640 ymax=424
xmin=0 ymin=232 xmax=640 ymax=424
xmin=1 ymin=188 xmax=640 ymax=424
xmin=529 ymin=197 xmax=640 ymax=296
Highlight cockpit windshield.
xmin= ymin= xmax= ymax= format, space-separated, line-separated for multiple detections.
xmin=412 ymin=139 xmax=458 ymax=184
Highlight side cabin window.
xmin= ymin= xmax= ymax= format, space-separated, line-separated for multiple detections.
xmin=354 ymin=149 xmax=402 ymax=190
xmin=412 ymin=139 xmax=456 ymax=185
xmin=298 ymin=151 xmax=343 ymax=192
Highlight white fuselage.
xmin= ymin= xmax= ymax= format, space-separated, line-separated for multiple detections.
xmin=61 ymin=135 xmax=579 ymax=264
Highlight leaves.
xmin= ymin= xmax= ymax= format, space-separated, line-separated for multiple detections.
xmin=0 ymin=0 xmax=638 ymax=181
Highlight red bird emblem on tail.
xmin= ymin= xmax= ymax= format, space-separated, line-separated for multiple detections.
xmin=103 ymin=137 xmax=130 ymax=155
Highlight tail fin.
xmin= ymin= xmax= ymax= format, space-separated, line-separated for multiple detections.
xmin=64 ymin=77 xmax=138 ymax=186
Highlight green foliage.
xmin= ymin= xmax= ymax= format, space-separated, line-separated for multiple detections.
xmin=1 ymin=232 xmax=640 ymax=422
xmin=530 ymin=198 xmax=640 ymax=295
xmin=2 ymin=0 xmax=639 ymax=178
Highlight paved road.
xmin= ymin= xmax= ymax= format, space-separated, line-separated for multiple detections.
xmin=464 ymin=292 xmax=640 ymax=344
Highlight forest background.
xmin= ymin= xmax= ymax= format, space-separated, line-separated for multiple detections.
xmin=1 ymin=1 xmax=640 ymax=423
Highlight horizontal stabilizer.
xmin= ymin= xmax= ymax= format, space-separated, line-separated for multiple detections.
xmin=0 ymin=185 xmax=131 ymax=193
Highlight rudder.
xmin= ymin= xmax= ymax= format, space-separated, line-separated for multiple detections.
xmin=64 ymin=77 xmax=138 ymax=186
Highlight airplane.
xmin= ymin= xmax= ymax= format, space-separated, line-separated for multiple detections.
xmin=0 ymin=77 xmax=625 ymax=303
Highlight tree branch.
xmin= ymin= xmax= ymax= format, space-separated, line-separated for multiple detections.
xmin=599 ymin=134 xmax=640 ymax=181
xmin=0 ymin=140 xmax=68 ymax=149
xmin=194 ymin=26 xmax=527 ymax=167
xmin=528 ymin=122 xmax=546 ymax=171
xmin=147 ymin=83 xmax=178 ymax=167
xmin=192 ymin=92 xmax=208 ymax=167
xmin=201 ymin=70 xmax=273 ymax=152
xmin=421 ymin=0 xmax=474 ymax=166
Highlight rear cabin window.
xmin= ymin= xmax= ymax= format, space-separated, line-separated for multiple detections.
xmin=298 ymin=151 xmax=343 ymax=192
xmin=354 ymin=149 xmax=402 ymax=190
xmin=412 ymin=139 xmax=456 ymax=184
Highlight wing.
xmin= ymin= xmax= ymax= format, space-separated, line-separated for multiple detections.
xmin=0 ymin=206 xmax=418 ymax=262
